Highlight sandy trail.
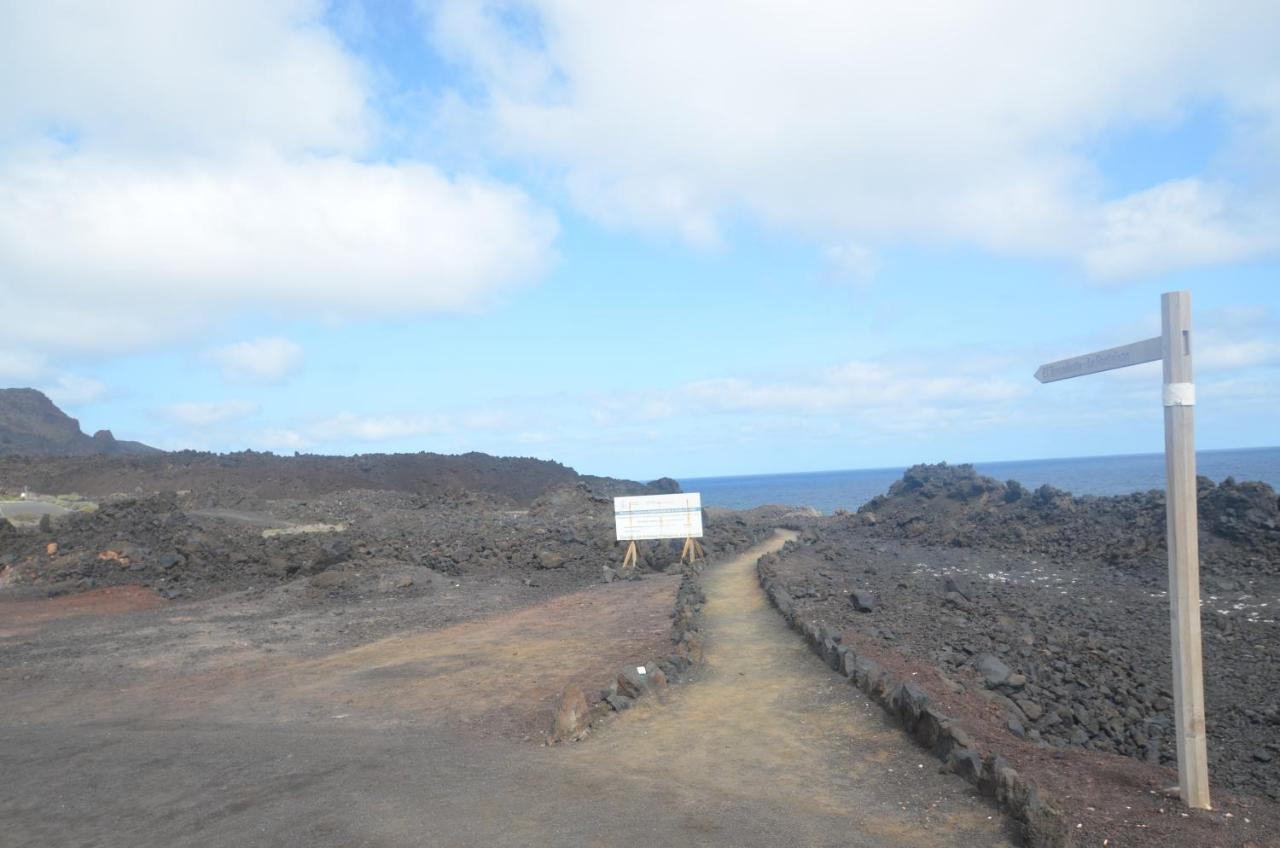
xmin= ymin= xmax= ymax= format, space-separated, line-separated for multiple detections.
xmin=0 ymin=533 xmax=1012 ymax=846
xmin=556 ymin=530 xmax=1013 ymax=847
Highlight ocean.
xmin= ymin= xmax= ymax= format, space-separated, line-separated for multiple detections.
xmin=680 ymin=446 xmax=1280 ymax=515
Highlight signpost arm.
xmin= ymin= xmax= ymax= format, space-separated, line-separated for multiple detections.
xmin=1161 ymin=290 xmax=1211 ymax=810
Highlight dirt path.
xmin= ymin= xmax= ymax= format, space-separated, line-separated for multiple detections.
xmin=556 ymin=530 xmax=1014 ymax=847
xmin=0 ymin=533 xmax=1013 ymax=846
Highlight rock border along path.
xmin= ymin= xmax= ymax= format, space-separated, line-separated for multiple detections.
xmin=758 ymin=537 xmax=1072 ymax=848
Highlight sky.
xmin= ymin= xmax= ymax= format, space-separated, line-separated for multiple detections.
xmin=1 ymin=1 xmax=1279 ymax=480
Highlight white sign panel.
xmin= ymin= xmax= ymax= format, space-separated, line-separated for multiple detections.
xmin=614 ymin=493 xmax=703 ymax=541
xmin=1034 ymin=336 xmax=1161 ymax=383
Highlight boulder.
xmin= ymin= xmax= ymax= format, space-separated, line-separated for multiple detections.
xmin=616 ymin=666 xmax=652 ymax=700
xmin=890 ymin=682 xmax=930 ymax=730
xmin=850 ymin=590 xmax=875 ymax=612
xmin=942 ymin=574 xmax=974 ymax=601
xmin=313 ymin=538 xmax=352 ymax=571
xmin=851 ymin=656 xmax=884 ymax=691
xmin=949 ymin=749 xmax=983 ymax=781
xmin=536 ymin=550 xmax=566 ymax=569
xmin=157 ymin=550 xmax=184 ymax=570
xmin=550 ymin=687 xmax=591 ymax=742
xmin=976 ymin=653 xmax=1012 ymax=688
xmin=1021 ymin=789 xmax=1072 ymax=848
xmin=647 ymin=666 xmax=669 ymax=697
xmin=840 ymin=649 xmax=859 ymax=679
xmin=914 ymin=707 xmax=946 ymax=750
xmin=1016 ymin=699 xmax=1044 ymax=721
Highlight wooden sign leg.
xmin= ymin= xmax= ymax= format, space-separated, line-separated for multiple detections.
xmin=679 ymin=537 xmax=705 ymax=565
xmin=1161 ymin=291 xmax=1211 ymax=810
xmin=622 ymin=540 xmax=638 ymax=572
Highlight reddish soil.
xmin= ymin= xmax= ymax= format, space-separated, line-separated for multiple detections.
xmin=225 ymin=574 xmax=685 ymax=741
xmin=833 ymin=627 xmax=1280 ymax=848
xmin=0 ymin=584 xmax=164 ymax=637
xmin=1 ymin=571 xmax=681 ymax=745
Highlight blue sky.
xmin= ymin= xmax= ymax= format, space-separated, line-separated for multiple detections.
xmin=2 ymin=2 xmax=1278 ymax=480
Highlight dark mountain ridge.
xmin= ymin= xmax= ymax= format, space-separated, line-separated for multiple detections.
xmin=0 ymin=388 xmax=157 ymax=456
xmin=0 ymin=389 xmax=675 ymax=505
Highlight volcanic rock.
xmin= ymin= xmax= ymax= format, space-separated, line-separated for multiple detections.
xmin=850 ymin=589 xmax=875 ymax=612
xmin=550 ymin=686 xmax=591 ymax=742
xmin=976 ymin=653 xmax=1012 ymax=688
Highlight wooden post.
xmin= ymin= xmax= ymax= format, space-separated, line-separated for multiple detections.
xmin=1161 ymin=290 xmax=1211 ymax=810
xmin=680 ymin=536 xmax=705 ymax=565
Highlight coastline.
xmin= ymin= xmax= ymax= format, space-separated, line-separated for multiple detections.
xmin=682 ymin=445 xmax=1280 ymax=513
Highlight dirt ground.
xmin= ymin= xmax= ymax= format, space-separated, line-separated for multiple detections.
xmin=0 ymin=565 xmax=679 ymax=742
xmin=1 ymin=534 xmax=1015 ymax=847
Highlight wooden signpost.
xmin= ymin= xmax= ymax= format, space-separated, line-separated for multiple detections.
xmin=1035 ymin=289 xmax=1210 ymax=810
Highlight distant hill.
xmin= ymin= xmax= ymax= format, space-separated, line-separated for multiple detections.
xmin=0 ymin=389 xmax=677 ymax=504
xmin=0 ymin=449 xmax=676 ymax=505
xmin=0 ymin=388 xmax=158 ymax=457
xmin=0 ymin=389 xmax=674 ymax=503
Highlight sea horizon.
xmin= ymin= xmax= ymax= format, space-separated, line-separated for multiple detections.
xmin=679 ymin=445 xmax=1280 ymax=514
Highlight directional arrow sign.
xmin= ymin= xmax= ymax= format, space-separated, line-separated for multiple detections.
xmin=1034 ymin=336 xmax=1161 ymax=383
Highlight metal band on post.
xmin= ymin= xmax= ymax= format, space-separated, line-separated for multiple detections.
xmin=1162 ymin=383 xmax=1195 ymax=407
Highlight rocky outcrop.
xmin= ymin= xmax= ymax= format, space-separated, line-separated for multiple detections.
xmin=0 ymin=388 xmax=156 ymax=457
xmin=854 ymin=463 xmax=1280 ymax=576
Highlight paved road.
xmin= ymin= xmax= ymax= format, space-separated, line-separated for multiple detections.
xmin=0 ymin=533 xmax=1012 ymax=847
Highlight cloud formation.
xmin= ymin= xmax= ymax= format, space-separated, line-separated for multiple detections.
xmin=164 ymin=400 xmax=259 ymax=427
xmin=428 ymin=1 xmax=1280 ymax=277
xmin=207 ymin=338 xmax=305 ymax=384
xmin=0 ymin=1 xmax=557 ymax=364
xmin=42 ymin=375 xmax=106 ymax=407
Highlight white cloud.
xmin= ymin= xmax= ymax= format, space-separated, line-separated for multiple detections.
xmin=309 ymin=411 xmax=452 ymax=442
xmin=1084 ymin=180 xmax=1276 ymax=278
xmin=207 ymin=338 xmax=305 ymax=384
xmin=0 ymin=350 xmax=48 ymax=383
xmin=428 ymin=1 xmax=1280 ymax=277
xmin=256 ymin=428 xmax=311 ymax=452
xmin=0 ymin=152 xmax=557 ymax=355
xmin=682 ymin=359 xmax=1027 ymax=421
xmin=0 ymin=351 xmax=105 ymax=407
xmin=163 ymin=400 xmax=259 ymax=427
xmin=1196 ymin=307 xmax=1280 ymax=372
xmin=0 ymin=2 xmax=558 ymax=361
xmin=306 ymin=406 xmax=530 ymax=443
xmin=0 ymin=1 xmax=370 ymax=157
xmin=41 ymin=374 xmax=106 ymax=407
